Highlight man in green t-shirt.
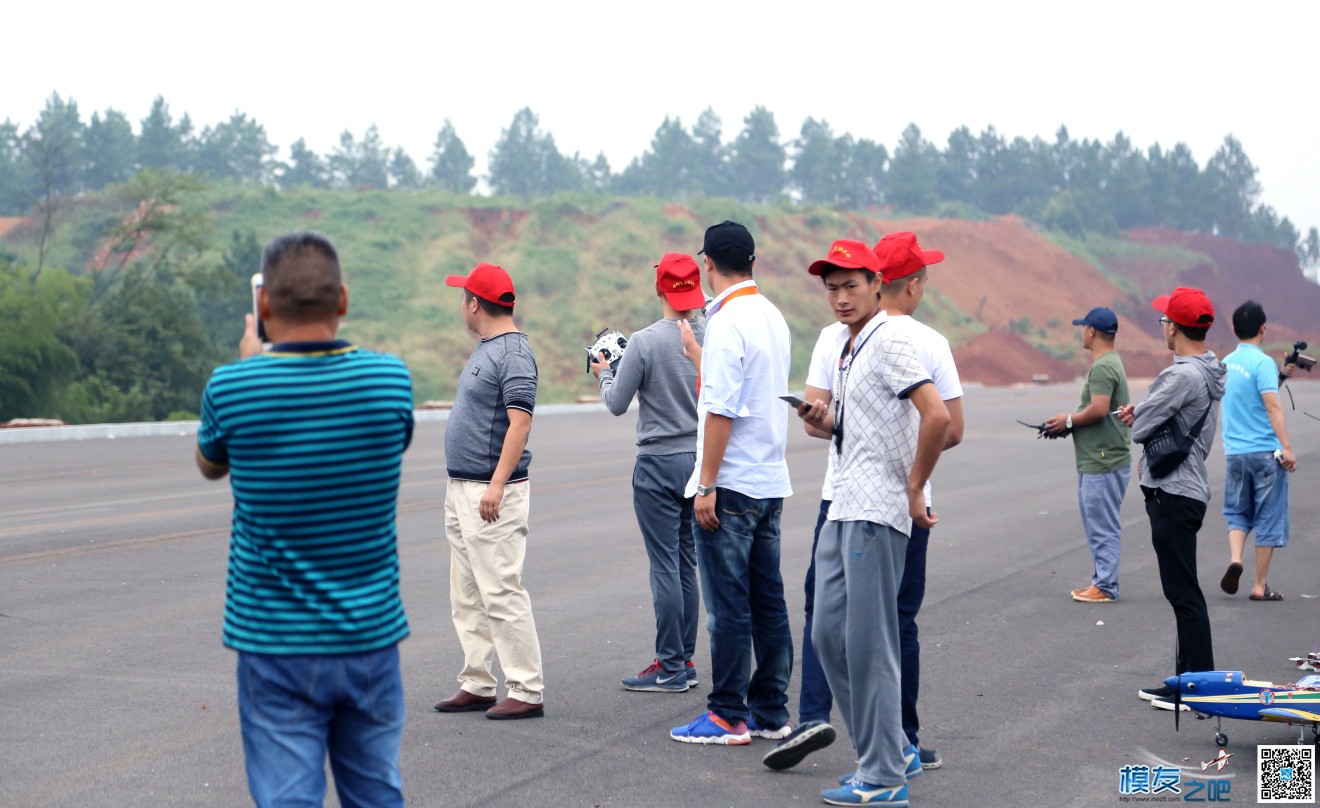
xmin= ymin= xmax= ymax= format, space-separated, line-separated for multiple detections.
xmin=1043 ymin=307 xmax=1132 ymax=603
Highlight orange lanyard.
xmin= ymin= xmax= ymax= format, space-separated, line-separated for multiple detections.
xmin=696 ymin=286 xmax=760 ymax=394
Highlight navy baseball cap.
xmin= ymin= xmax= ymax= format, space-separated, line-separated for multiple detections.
xmin=1072 ymin=306 xmax=1118 ymax=334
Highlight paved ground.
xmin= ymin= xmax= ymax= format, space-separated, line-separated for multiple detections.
xmin=2 ymin=382 xmax=1318 ymax=807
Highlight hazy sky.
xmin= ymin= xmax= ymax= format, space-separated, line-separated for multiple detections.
xmin=5 ymin=1 xmax=1318 ymax=236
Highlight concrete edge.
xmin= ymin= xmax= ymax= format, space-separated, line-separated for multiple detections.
xmin=0 ymin=401 xmax=618 ymax=445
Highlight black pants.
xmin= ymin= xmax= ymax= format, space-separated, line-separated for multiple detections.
xmin=1142 ymin=485 xmax=1214 ymax=673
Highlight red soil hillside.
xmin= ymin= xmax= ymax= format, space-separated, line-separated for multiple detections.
xmin=1119 ymin=227 xmax=1320 ymax=351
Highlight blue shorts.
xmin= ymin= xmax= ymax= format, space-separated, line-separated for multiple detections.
xmin=1223 ymin=452 xmax=1289 ymax=547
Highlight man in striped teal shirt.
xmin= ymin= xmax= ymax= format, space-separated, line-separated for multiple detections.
xmin=197 ymin=232 xmax=414 ymax=808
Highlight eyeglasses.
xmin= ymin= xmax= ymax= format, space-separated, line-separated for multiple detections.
xmin=1159 ymin=316 xmax=1172 ymax=325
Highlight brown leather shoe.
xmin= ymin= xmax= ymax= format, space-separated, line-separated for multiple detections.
xmin=485 ymin=696 xmax=545 ymax=720
xmin=433 ymin=690 xmax=497 ymax=712
xmin=1070 ymin=585 xmax=1115 ymax=603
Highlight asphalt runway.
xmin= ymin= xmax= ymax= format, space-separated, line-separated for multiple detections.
xmin=3 ymin=381 xmax=1318 ymax=808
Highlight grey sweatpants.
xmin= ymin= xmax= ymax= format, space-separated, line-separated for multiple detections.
xmin=812 ymin=518 xmax=909 ymax=787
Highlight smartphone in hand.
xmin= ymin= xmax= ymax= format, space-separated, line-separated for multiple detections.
xmin=779 ymin=395 xmax=807 ymax=408
xmin=250 ymin=273 xmax=269 ymax=344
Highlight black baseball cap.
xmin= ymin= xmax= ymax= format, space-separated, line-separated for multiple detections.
xmin=699 ymin=220 xmax=755 ymax=261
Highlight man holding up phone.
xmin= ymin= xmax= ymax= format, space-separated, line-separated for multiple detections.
xmin=198 ymin=232 xmax=414 ymax=807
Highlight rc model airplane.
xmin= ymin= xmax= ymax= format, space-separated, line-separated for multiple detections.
xmin=1157 ymin=670 xmax=1320 ymax=747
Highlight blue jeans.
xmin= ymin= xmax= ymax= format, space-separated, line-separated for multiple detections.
xmin=695 ymin=487 xmax=793 ymax=727
xmin=633 ymin=452 xmax=700 ymax=672
xmin=1078 ymin=466 xmax=1131 ymax=598
xmin=1223 ymin=452 xmax=1289 ymax=546
xmin=237 ymin=645 xmax=405 ymax=808
xmin=898 ymin=521 xmax=929 ymax=748
xmin=800 ymin=498 xmax=834 ymax=724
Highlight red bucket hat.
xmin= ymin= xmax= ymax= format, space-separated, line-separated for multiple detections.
xmin=446 ymin=262 xmax=516 ymax=307
xmin=872 ymin=232 xmax=944 ymax=282
xmin=1152 ymin=287 xmax=1214 ymax=328
xmin=808 ymin=239 xmax=883 ymax=277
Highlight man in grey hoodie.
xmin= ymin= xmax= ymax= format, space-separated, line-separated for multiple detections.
xmin=592 ymin=253 xmax=707 ymax=692
xmin=1117 ymin=287 xmax=1227 ymax=703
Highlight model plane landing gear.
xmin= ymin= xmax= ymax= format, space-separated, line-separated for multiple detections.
xmin=1215 ymin=732 xmax=1228 ymax=747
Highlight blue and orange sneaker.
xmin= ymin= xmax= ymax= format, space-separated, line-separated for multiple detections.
xmin=670 ymin=712 xmax=750 ymax=745
xmin=822 ymin=780 xmax=909 ymax=806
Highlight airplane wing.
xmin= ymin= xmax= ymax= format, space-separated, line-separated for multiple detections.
xmin=1259 ymin=708 xmax=1320 ymax=723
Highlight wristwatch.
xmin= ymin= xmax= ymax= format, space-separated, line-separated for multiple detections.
xmin=696 ymin=484 xmax=715 ymax=497
xmin=1065 ymin=413 xmax=1073 ymax=430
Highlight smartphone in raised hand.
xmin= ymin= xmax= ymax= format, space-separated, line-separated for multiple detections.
xmin=250 ymin=273 xmax=269 ymax=345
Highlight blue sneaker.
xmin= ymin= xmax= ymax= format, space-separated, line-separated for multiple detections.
xmin=904 ymin=744 xmax=923 ymax=780
xmin=622 ymin=659 xmax=688 ymax=692
xmin=747 ymin=715 xmax=792 ymax=740
xmin=686 ymin=661 xmax=699 ymax=686
xmin=822 ymin=779 xmax=909 ymax=806
xmin=836 ymin=747 xmax=920 ymax=786
xmin=670 ymin=711 xmax=750 ymax=745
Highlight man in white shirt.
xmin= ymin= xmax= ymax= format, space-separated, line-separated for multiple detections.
xmin=669 ymin=220 xmax=795 ymax=747
xmin=797 ymin=239 xmax=951 ymax=806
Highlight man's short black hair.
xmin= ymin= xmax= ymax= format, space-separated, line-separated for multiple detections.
xmin=706 ymin=249 xmax=754 ymax=276
xmin=1174 ymin=322 xmax=1210 ymax=342
xmin=819 ymin=266 xmax=876 ymax=285
xmin=261 ymin=231 xmax=342 ymax=323
xmin=1232 ymin=300 xmax=1266 ymax=340
xmin=463 ymin=289 xmax=513 ymax=318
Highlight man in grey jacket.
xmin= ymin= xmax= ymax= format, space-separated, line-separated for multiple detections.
xmin=1117 ymin=287 xmax=1227 ymax=703
xmin=592 ymin=253 xmax=707 ymax=692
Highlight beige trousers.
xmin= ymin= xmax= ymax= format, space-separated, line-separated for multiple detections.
xmin=444 ymin=479 xmax=544 ymax=703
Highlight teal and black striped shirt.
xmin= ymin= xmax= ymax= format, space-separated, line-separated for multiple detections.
xmin=198 ymin=341 xmax=414 ymax=655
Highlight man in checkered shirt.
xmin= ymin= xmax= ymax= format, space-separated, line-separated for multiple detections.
xmin=797 ymin=239 xmax=952 ymax=806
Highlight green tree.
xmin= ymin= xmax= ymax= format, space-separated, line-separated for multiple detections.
xmin=279 ymin=138 xmax=330 ymax=188
xmin=836 ymin=136 xmax=887 ymax=209
xmin=938 ymin=126 xmax=978 ymax=206
xmin=329 ymin=125 xmax=390 ymax=189
xmin=487 ymin=107 xmax=582 ymax=196
xmin=427 ymin=120 xmax=476 ymax=193
xmin=887 ymin=123 xmax=940 ymax=212
xmin=790 ymin=117 xmax=839 ymax=204
xmin=83 ymin=109 xmax=137 ymax=190
xmin=1300 ymin=228 xmax=1320 ymax=282
xmin=728 ymin=106 xmax=785 ymax=203
xmin=138 ymin=96 xmax=190 ymax=173
xmin=618 ymin=116 xmax=698 ymax=197
xmin=23 ymin=93 xmax=85 ymax=281
xmin=0 ymin=120 xmax=25 ymax=214
xmin=194 ymin=111 xmax=276 ymax=183
xmin=689 ymin=107 xmax=728 ymax=195
xmin=0 ymin=258 xmax=82 ymax=419
xmin=388 ymin=147 xmax=422 ymax=189
xmin=1204 ymin=134 xmax=1261 ymax=240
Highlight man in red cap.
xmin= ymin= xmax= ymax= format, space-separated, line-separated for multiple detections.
xmin=591 ymin=253 xmax=707 ymax=693
xmin=792 ymin=238 xmax=951 ymax=806
xmin=1117 ymin=287 xmax=1226 ymax=704
xmin=433 ymin=262 xmax=546 ymax=720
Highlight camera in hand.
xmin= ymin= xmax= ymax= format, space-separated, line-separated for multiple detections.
xmin=1284 ymin=340 xmax=1316 ymax=378
xmin=586 ymin=328 xmax=628 ymax=373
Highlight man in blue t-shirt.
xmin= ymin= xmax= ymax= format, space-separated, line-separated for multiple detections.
xmin=197 ymin=231 xmax=414 ymax=807
xmin=1217 ymin=300 xmax=1299 ymax=601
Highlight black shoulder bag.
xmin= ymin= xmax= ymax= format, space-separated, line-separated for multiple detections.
xmin=1140 ymin=380 xmax=1211 ymax=478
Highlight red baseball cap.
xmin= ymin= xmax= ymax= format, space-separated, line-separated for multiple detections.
xmin=1152 ymin=287 xmax=1214 ymax=328
xmin=872 ymin=232 xmax=945 ymax=282
xmin=655 ymin=253 xmax=705 ymax=310
xmin=446 ymin=262 xmax=516 ymax=307
xmin=808 ymin=239 xmax=883 ymax=277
